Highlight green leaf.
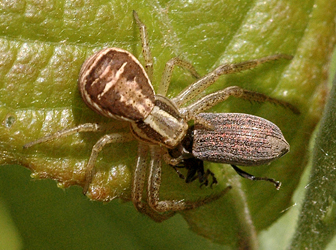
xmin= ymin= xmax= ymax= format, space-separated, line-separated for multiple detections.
xmin=288 ymin=61 xmax=336 ymax=248
xmin=0 ymin=0 xmax=335 ymax=249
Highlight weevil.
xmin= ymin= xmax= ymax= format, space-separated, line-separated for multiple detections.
xmin=169 ymin=113 xmax=290 ymax=189
xmin=168 ymin=123 xmax=218 ymax=187
xmin=24 ymin=11 xmax=298 ymax=222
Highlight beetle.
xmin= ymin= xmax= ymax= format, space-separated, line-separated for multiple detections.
xmin=168 ymin=122 xmax=218 ymax=187
xmin=169 ymin=113 xmax=289 ymax=189
xmin=23 ymin=11 xmax=299 ymax=222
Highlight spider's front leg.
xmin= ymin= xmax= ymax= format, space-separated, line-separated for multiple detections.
xmin=133 ymin=10 xmax=153 ymax=80
xmin=180 ymin=86 xmax=300 ymax=121
xmin=133 ymin=10 xmax=200 ymax=96
xmin=172 ymin=54 xmax=293 ymax=107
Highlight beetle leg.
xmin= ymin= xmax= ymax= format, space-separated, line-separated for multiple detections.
xmin=171 ymin=166 xmax=186 ymax=180
xmin=172 ymin=54 xmax=293 ymax=107
xmin=200 ymin=169 xmax=218 ymax=188
xmin=162 ymin=150 xmax=188 ymax=179
xmin=231 ymin=165 xmax=281 ymax=190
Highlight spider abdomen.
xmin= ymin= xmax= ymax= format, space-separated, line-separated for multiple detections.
xmin=78 ymin=48 xmax=155 ymax=122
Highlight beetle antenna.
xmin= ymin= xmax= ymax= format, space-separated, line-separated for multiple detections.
xmin=231 ymin=165 xmax=281 ymax=190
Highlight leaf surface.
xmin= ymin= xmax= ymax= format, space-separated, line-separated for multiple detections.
xmin=0 ymin=0 xmax=335 ymax=248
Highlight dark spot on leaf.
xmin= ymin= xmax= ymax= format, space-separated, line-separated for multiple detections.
xmin=3 ymin=114 xmax=16 ymax=128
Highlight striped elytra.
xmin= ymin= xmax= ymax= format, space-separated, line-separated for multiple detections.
xmin=193 ymin=113 xmax=289 ymax=166
xmin=78 ymin=48 xmax=155 ymax=122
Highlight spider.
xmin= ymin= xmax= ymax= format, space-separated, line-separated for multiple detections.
xmin=24 ymin=11 xmax=298 ymax=222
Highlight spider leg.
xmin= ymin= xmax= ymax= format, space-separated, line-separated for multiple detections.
xmin=181 ymin=86 xmax=300 ymax=121
xmin=83 ymin=133 xmax=135 ymax=194
xmin=172 ymin=54 xmax=293 ymax=107
xmin=132 ymin=142 xmax=149 ymax=210
xmin=132 ymin=143 xmax=176 ymax=222
xmin=158 ymin=57 xmax=200 ymax=96
xmin=23 ymin=123 xmax=105 ymax=148
xmin=147 ymin=146 xmax=232 ymax=213
xmin=133 ymin=10 xmax=153 ymax=80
